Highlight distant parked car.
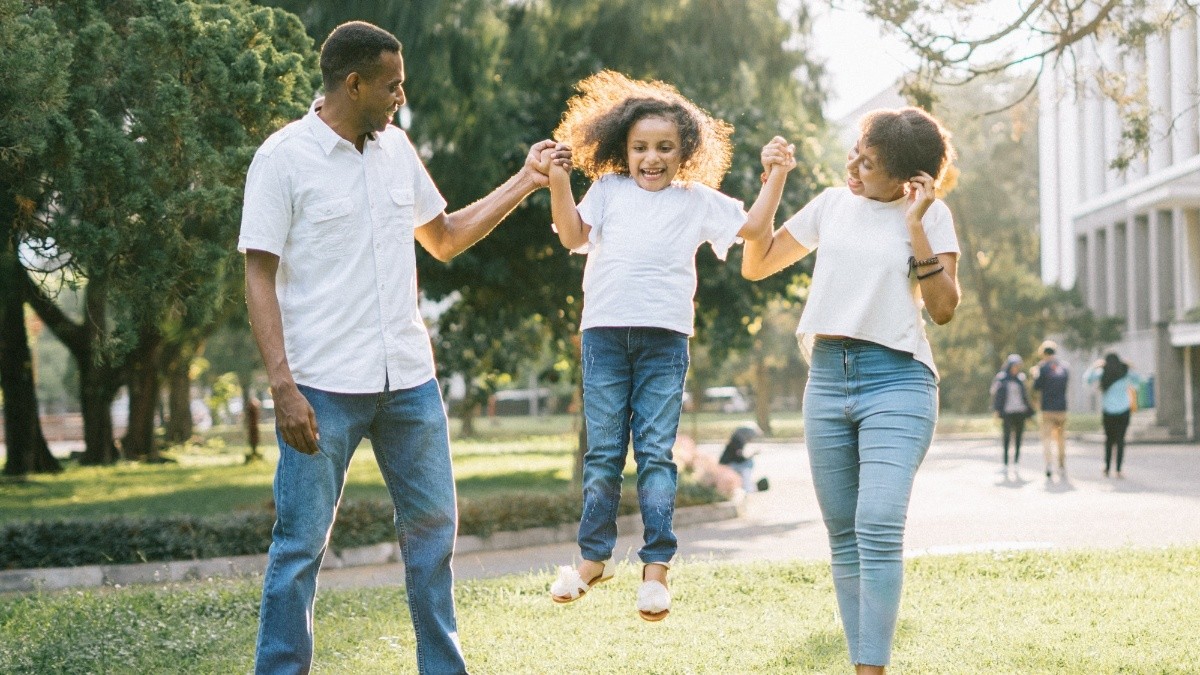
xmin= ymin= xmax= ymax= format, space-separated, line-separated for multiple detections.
xmin=703 ymin=386 xmax=751 ymax=413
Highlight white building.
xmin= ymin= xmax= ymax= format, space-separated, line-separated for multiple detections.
xmin=1039 ymin=14 xmax=1200 ymax=440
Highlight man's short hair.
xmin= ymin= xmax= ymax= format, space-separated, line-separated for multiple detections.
xmin=320 ymin=21 xmax=401 ymax=92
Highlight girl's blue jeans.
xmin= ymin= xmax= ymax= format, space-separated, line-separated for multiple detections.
xmin=803 ymin=337 xmax=938 ymax=668
xmin=254 ymin=378 xmax=466 ymax=675
xmin=578 ymin=327 xmax=689 ymax=565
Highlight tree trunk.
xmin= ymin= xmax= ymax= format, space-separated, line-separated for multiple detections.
xmin=26 ymin=275 xmax=122 ymax=464
xmin=0 ymin=253 xmax=61 ymax=476
xmin=753 ymin=349 xmax=773 ymax=437
xmin=123 ymin=328 xmax=163 ymax=461
xmin=459 ymin=398 xmax=478 ymax=438
xmin=163 ymin=342 xmax=193 ymax=444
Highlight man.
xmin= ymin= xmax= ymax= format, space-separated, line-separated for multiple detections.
xmin=1032 ymin=339 xmax=1070 ymax=480
xmin=239 ymin=21 xmax=566 ymax=674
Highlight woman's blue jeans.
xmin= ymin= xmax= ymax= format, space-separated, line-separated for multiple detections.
xmin=803 ymin=338 xmax=938 ymax=667
xmin=578 ymin=327 xmax=689 ymax=565
xmin=254 ymin=379 xmax=466 ymax=675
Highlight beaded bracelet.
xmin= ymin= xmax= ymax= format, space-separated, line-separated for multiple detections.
xmin=909 ymin=255 xmax=940 ymax=269
xmin=916 ymin=266 xmax=944 ymax=281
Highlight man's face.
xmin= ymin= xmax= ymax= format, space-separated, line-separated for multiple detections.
xmin=354 ymin=50 xmax=406 ymax=134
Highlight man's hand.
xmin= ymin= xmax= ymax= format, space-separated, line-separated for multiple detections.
xmin=524 ymin=140 xmax=573 ymax=188
xmin=274 ymin=383 xmax=320 ymax=455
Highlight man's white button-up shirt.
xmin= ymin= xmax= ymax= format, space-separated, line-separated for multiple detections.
xmin=239 ymin=105 xmax=447 ymax=393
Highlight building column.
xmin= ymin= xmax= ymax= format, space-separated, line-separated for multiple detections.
xmin=1059 ymin=68 xmax=1081 ymax=288
xmin=1039 ymin=70 xmax=1062 ymax=286
xmin=1086 ymin=227 xmax=1102 ymax=311
xmin=1106 ymin=221 xmax=1123 ymax=316
xmin=1171 ymin=15 xmax=1199 ymax=161
xmin=1125 ymin=214 xmax=1140 ymax=331
xmin=1147 ymin=33 xmax=1173 ymax=173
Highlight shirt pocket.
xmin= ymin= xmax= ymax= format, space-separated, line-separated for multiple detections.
xmin=303 ymin=196 xmax=354 ymax=260
xmin=386 ymin=188 xmax=416 ymax=243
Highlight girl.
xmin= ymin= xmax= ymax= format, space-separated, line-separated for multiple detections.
xmin=741 ymin=107 xmax=959 ymax=673
xmin=1084 ymin=353 xmax=1142 ymax=478
xmin=544 ymin=70 xmax=794 ymax=621
xmin=991 ymin=354 xmax=1034 ymax=471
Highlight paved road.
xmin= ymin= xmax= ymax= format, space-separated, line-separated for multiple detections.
xmin=320 ymin=435 xmax=1200 ymax=589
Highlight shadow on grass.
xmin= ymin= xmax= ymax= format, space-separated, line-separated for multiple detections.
xmin=754 ymin=628 xmax=847 ymax=672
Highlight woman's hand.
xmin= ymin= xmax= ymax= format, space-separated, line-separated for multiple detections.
xmin=760 ymin=136 xmax=797 ymax=179
xmin=905 ymin=170 xmax=935 ymax=222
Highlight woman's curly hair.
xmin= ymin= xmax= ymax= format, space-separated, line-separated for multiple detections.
xmin=553 ymin=70 xmax=733 ymax=188
xmin=859 ymin=107 xmax=959 ymax=196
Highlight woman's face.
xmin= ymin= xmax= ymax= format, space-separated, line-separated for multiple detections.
xmin=846 ymin=138 xmax=906 ymax=202
xmin=626 ymin=116 xmax=683 ymax=191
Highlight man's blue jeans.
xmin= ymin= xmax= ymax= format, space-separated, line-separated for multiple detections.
xmin=803 ymin=338 xmax=938 ymax=668
xmin=254 ymin=378 xmax=466 ymax=675
xmin=578 ymin=327 xmax=688 ymax=565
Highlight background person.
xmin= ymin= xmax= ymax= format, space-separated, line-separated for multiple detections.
xmin=1032 ymin=339 xmax=1070 ymax=480
xmin=719 ymin=423 xmax=769 ymax=493
xmin=1084 ymin=353 xmax=1143 ymax=478
xmin=990 ymin=354 xmax=1033 ymax=471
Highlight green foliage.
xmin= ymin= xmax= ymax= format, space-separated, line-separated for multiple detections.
xmin=926 ymin=77 xmax=1056 ymax=411
xmin=261 ymin=0 xmax=833 ymax=403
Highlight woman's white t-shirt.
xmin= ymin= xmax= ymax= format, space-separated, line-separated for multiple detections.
xmin=569 ymin=174 xmax=747 ymax=336
xmin=783 ymin=186 xmax=959 ymax=378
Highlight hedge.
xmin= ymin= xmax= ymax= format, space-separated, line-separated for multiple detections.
xmin=0 ymin=483 xmax=721 ymax=570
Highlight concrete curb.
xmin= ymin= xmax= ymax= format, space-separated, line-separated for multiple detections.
xmin=0 ymin=501 xmax=740 ymax=594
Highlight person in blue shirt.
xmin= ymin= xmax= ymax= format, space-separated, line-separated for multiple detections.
xmin=1032 ymin=340 xmax=1070 ymax=480
xmin=1084 ymin=353 xmax=1143 ymax=478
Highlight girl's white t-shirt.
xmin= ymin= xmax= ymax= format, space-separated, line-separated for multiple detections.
xmin=783 ymin=186 xmax=959 ymax=378
xmin=569 ymin=174 xmax=747 ymax=336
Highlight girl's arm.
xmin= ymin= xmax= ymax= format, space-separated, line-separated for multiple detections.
xmin=741 ymin=137 xmax=811 ymax=280
xmin=906 ymin=171 xmax=960 ymax=324
xmin=547 ymin=146 xmax=592 ymax=250
xmin=739 ymin=137 xmax=795 ymax=240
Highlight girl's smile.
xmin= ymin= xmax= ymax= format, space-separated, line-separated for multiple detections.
xmin=627 ymin=116 xmax=683 ymax=191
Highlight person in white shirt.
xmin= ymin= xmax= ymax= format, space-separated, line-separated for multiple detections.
xmin=542 ymin=70 xmax=794 ymax=621
xmin=741 ymin=107 xmax=960 ymax=674
xmin=239 ymin=21 xmax=567 ymax=675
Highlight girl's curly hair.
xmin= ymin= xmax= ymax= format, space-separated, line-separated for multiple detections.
xmin=553 ymin=70 xmax=733 ymax=188
xmin=859 ymin=107 xmax=959 ymax=196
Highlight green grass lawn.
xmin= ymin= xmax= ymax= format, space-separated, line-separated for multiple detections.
xmin=0 ymin=438 xmax=577 ymax=522
xmin=1 ymin=547 xmax=1196 ymax=673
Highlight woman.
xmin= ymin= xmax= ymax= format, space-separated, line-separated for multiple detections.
xmin=741 ymin=107 xmax=959 ymax=674
xmin=990 ymin=354 xmax=1034 ymax=470
xmin=1084 ymin=353 xmax=1142 ymax=478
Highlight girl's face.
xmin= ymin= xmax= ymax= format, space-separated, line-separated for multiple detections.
xmin=627 ymin=116 xmax=683 ymax=191
xmin=846 ymin=138 xmax=906 ymax=202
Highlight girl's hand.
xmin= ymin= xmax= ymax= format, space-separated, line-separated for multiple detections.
xmin=905 ymin=171 xmax=935 ymax=221
xmin=548 ymin=143 xmax=573 ymax=178
xmin=760 ymin=136 xmax=797 ymax=173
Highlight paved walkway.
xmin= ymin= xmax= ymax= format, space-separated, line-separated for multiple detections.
xmin=320 ymin=435 xmax=1200 ymax=589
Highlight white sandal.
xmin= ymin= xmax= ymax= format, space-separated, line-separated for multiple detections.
xmin=550 ymin=559 xmax=615 ymax=603
xmin=637 ymin=564 xmax=671 ymax=621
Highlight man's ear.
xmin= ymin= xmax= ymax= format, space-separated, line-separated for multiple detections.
xmin=344 ymin=72 xmax=361 ymax=99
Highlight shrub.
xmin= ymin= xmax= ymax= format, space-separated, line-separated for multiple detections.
xmin=0 ymin=482 xmax=723 ymax=570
